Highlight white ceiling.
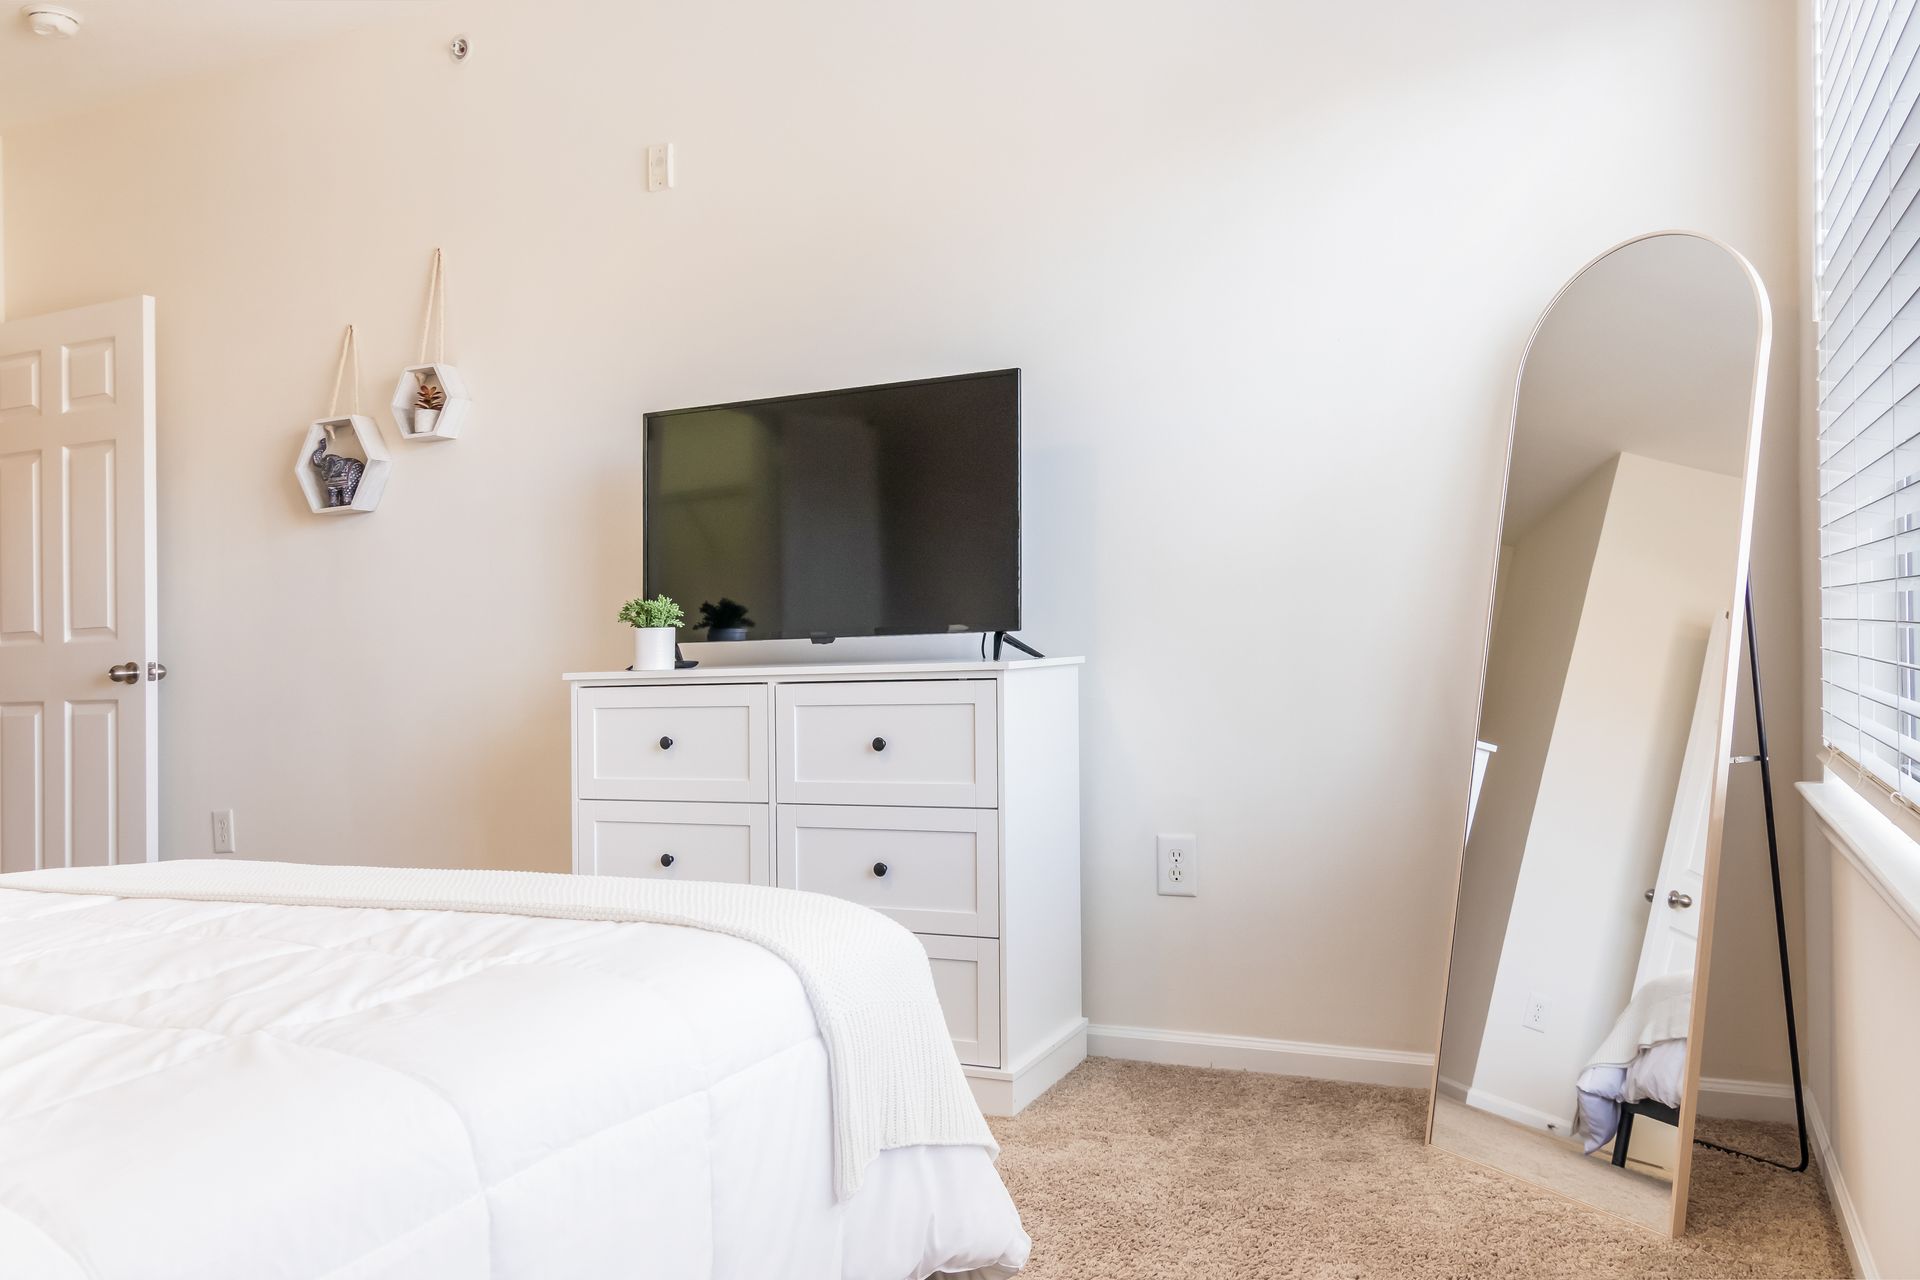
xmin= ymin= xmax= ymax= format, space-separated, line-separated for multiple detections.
xmin=1505 ymin=233 xmax=1763 ymax=537
xmin=0 ymin=1 xmax=431 ymax=130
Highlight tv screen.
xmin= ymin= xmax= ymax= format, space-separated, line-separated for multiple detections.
xmin=644 ymin=370 xmax=1020 ymax=642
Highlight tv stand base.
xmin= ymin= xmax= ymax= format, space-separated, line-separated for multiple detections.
xmin=992 ymin=632 xmax=1045 ymax=661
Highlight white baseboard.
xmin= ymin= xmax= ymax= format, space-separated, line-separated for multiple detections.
xmin=1440 ymin=1073 xmax=1793 ymax=1136
xmin=1697 ymin=1075 xmax=1796 ymax=1123
xmin=1086 ymin=1023 xmax=1431 ymax=1088
xmin=1087 ymin=1025 xmax=1796 ymax=1125
xmin=965 ymin=1019 xmax=1088 ymax=1117
xmin=1436 ymin=1074 xmax=1571 ymax=1134
xmin=1808 ymin=1097 xmax=1878 ymax=1279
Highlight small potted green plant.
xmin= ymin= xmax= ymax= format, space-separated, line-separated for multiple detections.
xmin=619 ymin=594 xmax=685 ymax=671
xmin=698 ymin=597 xmax=754 ymax=642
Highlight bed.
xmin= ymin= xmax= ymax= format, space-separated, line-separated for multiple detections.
xmin=0 ymin=861 xmax=1030 ymax=1280
xmin=1572 ymin=973 xmax=1692 ymax=1160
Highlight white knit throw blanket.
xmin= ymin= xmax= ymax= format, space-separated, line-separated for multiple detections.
xmin=0 ymin=859 xmax=996 ymax=1200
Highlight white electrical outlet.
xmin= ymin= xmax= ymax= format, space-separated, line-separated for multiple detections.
xmin=646 ymin=142 xmax=675 ymax=192
xmin=1156 ymin=833 xmax=1198 ymax=897
xmin=1522 ymin=990 xmax=1549 ymax=1033
xmin=212 ymin=810 xmax=237 ymax=855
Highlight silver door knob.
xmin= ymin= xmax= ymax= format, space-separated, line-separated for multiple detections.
xmin=1668 ymin=890 xmax=1694 ymax=909
xmin=147 ymin=661 xmax=167 ymax=682
xmin=107 ymin=662 xmax=140 ymax=685
xmin=1644 ymin=888 xmax=1655 ymax=902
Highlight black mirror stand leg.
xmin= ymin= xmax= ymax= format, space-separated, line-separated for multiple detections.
xmin=1692 ymin=580 xmax=1810 ymax=1174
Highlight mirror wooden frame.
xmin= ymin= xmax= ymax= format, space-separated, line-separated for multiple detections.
xmin=1422 ymin=229 xmax=1772 ymax=1238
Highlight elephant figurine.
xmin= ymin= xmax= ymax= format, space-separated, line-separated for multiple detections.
xmin=310 ymin=434 xmax=365 ymax=508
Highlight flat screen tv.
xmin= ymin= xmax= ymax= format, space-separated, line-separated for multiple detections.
xmin=644 ymin=369 xmax=1020 ymax=643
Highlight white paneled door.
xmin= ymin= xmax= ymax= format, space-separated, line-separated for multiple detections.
xmin=0 ymin=298 xmax=157 ymax=871
xmin=1631 ymin=612 xmax=1729 ymax=990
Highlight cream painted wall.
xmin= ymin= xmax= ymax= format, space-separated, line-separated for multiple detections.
xmin=1801 ymin=820 xmax=1920 ymax=1278
xmin=1440 ymin=458 xmax=1614 ymax=1098
xmin=1468 ymin=454 xmax=1744 ymax=1128
xmin=0 ymin=0 xmax=1803 ymax=1067
xmin=1822 ymin=857 xmax=1920 ymax=1277
xmin=0 ymin=135 xmax=6 ymax=323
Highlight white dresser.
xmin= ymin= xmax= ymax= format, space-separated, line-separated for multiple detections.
xmin=565 ymin=657 xmax=1086 ymax=1115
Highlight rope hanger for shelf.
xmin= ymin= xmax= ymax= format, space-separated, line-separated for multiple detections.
xmin=325 ymin=324 xmax=362 ymax=429
xmin=417 ymin=248 xmax=448 ymax=367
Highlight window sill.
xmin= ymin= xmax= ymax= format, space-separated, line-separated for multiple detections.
xmin=1798 ymin=775 xmax=1920 ymax=941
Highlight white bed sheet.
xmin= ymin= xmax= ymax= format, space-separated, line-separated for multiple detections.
xmin=1573 ymin=975 xmax=1693 ymax=1155
xmin=0 ymin=886 xmax=1029 ymax=1279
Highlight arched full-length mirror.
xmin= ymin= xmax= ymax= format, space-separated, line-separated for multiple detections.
xmin=1426 ymin=232 xmax=1769 ymax=1237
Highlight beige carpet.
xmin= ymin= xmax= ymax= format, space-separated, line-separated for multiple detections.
xmin=988 ymin=1059 xmax=1849 ymax=1279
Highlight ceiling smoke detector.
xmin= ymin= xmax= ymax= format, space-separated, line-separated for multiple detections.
xmin=22 ymin=4 xmax=82 ymax=38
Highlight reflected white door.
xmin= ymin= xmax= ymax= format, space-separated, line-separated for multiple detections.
xmin=0 ymin=297 xmax=157 ymax=871
xmin=1631 ymin=612 xmax=1729 ymax=989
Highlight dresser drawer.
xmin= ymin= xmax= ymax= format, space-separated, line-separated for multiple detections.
xmin=577 ymin=684 xmax=768 ymax=803
xmin=775 ymin=680 xmax=997 ymax=807
xmin=777 ymin=806 xmax=999 ymax=937
xmin=920 ymin=934 xmax=1001 ymax=1069
xmin=574 ymin=800 xmax=770 ymax=885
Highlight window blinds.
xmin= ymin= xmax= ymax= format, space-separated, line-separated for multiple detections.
xmin=1818 ymin=0 xmax=1920 ymax=801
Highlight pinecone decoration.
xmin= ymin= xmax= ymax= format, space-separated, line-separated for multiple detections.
xmin=415 ymin=379 xmax=446 ymax=412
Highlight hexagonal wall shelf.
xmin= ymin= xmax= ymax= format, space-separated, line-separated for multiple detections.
xmin=390 ymin=364 xmax=470 ymax=441
xmin=295 ymin=415 xmax=391 ymax=515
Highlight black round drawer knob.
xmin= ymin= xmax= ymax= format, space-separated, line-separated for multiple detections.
xmin=872 ymin=737 xmax=887 ymax=752
xmin=659 ymin=736 xmax=674 ymax=750
xmin=659 ymin=853 xmax=676 ymax=868
xmin=873 ymin=862 xmax=889 ymax=877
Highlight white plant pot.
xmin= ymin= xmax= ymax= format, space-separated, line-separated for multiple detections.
xmin=633 ymin=627 xmax=677 ymax=672
xmin=412 ymin=408 xmax=440 ymax=436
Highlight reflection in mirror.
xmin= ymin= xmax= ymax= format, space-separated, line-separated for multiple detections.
xmin=1428 ymin=233 xmax=1768 ymax=1237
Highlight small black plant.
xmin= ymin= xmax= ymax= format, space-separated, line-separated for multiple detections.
xmin=699 ymin=598 xmax=754 ymax=641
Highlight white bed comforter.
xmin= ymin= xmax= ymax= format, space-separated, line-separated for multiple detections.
xmin=1573 ymin=973 xmax=1693 ymax=1155
xmin=0 ymin=862 xmax=1030 ymax=1279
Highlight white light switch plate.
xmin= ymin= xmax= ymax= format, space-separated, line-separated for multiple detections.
xmin=212 ymin=809 xmax=237 ymax=855
xmin=646 ymin=142 xmax=674 ymax=192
